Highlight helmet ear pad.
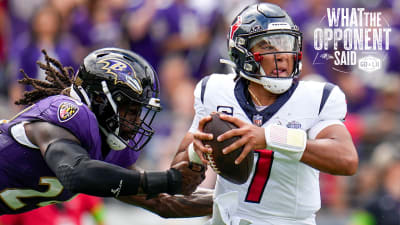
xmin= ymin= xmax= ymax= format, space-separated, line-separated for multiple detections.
xmin=253 ymin=52 xmax=264 ymax=62
xmin=230 ymin=46 xmax=261 ymax=75
xmin=292 ymin=51 xmax=302 ymax=76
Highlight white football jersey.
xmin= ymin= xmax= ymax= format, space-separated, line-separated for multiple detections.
xmin=189 ymin=73 xmax=347 ymax=225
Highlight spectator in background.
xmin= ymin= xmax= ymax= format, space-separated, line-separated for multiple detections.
xmin=8 ymin=5 xmax=77 ymax=113
xmin=122 ymin=0 xmax=210 ymax=78
xmin=122 ymin=0 xmax=162 ymax=75
xmin=0 ymin=0 xmax=9 ymax=65
xmin=358 ymin=75 xmax=400 ymax=160
xmin=349 ymin=141 xmax=400 ymax=225
xmin=7 ymin=0 xmax=46 ymax=49
xmin=48 ymin=0 xmax=79 ymax=32
xmin=0 ymin=0 xmax=10 ymax=97
xmin=289 ymin=0 xmax=336 ymax=81
xmin=69 ymin=0 xmax=123 ymax=51
xmin=158 ymin=54 xmax=195 ymax=110
xmin=141 ymin=54 xmax=195 ymax=170
xmin=0 ymin=194 xmax=105 ymax=225
xmin=334 ymin=71 xmax=376 ymax=114
xmin=348 ymin=163 xmax=379 ymax=210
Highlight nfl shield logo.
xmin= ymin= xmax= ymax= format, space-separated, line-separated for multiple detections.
xmin=252 ymin=114 xmax=263 ymax=127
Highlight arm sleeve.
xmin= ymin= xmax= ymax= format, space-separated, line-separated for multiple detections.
xmin=44 ymin=139 xmax=182 ymax=197
xmin=308 ymin=85 xmax=347 ymax=139
xmin=44 ymin=139 xmax=141 ymax=197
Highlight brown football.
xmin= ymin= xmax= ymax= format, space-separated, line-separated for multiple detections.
xmin=202 ymin=113 xmax=253 ymax=184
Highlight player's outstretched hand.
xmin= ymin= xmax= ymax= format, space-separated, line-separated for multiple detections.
xmin=217 ymin=114 xmax=266 ymax=164
xmin=192 ymin=114 xmax=214 ymax=164
xmin=172 ymin=161 xmax=205 ymax=196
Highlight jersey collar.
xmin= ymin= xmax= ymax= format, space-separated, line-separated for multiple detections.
xmin=234 ymin=78 xmax=298 ymax=126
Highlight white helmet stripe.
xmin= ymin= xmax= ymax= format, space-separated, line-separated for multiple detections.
xmin=70 ymin=84 xmax=91 ymax=108
xmin=101 ymin=81 xmax=118 ymax=114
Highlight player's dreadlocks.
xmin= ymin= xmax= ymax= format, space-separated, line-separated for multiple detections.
xmin=15 ymin=50 xmax=75 ymax=106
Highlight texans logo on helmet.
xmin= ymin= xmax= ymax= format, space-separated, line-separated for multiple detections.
xmin=98 ymin=58 xmax=143 ymax=94
xmin=230 ymin=16 xmax=242 ymax=40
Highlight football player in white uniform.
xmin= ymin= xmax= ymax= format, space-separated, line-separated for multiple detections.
xmin=172 ymin=3 xmax=358 ymax=225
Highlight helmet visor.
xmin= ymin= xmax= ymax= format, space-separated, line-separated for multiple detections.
xmin=249 ymin=34 xmax=299 ymax=52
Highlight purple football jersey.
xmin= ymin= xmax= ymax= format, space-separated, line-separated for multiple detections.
xmin=0 ymin=95 xmax=141 ymax=214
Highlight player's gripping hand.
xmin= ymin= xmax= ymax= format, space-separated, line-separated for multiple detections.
xmin=216 ymin=114 xmax=266 ymax=164
xmin=172 ymin=161 xmax=206 ymax=196
xmin=191 ymin=114 xmax=214 ymax=165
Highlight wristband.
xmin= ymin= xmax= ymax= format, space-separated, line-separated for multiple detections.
xmin=142 ymin=169 xmax=182 ymax=196
xmin=167 ymin=168 xmax=182 ymax=195
xmin=188 ymin=142 xmax=203 ymax=164
xmin=265 ymin=124 xmax=307 ymax=161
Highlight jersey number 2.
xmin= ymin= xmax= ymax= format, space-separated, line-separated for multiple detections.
xmin=245 ymin=149 xmax=274 ymax=203
xmin=0 ymin=177 xmax=64 ymax=210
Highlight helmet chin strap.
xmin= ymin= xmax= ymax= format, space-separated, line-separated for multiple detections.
xmin=100 ymin=81 xmax=127 ymax=150
xmin=99 ymin=125 xmax=126 ymax=151
xmin=101 ymin=81 xmax=119 ymax=136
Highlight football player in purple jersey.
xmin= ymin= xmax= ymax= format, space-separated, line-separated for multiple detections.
xmin=0 ymin=48 xmax=212 ymax=217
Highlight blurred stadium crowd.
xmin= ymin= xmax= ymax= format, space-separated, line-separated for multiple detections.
xmin=0 ymin=0 xmax=400 ymax=224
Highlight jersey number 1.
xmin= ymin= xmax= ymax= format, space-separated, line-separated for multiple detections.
xmin=245 ymin=149 xmax=274 ymax=203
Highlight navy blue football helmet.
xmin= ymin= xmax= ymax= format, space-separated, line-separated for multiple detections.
xmin=227 ymin=3 xmax=303 ymax=94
